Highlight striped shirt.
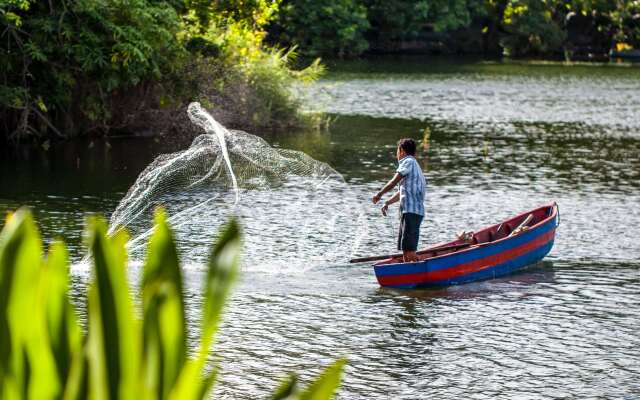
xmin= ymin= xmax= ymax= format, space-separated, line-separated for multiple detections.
xmin=396 ymin=156 xmax=426 ymax=216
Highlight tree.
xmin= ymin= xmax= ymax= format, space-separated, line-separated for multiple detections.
xmin=273 ymin=0 xmax=370 ymax=57
xmin=498 ymin=0 xmax=566 ymax=56
xmin=0 ymin=0 xmax=185 ymax=140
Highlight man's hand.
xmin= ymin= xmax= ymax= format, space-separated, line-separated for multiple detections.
xmin=373 ymin=173 xmax=403 ymax=205
xmin=381 ymin=203 xmax=389 ymax=216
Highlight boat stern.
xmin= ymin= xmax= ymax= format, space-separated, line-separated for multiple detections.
xmin=373 ymin=259 xmax=432 ymax=289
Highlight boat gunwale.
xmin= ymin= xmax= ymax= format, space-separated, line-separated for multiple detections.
xmin=374 ymin=202 xmax=558 ymax=268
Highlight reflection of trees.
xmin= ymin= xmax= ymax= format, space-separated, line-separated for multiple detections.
xmin=324 ymin=115 xmax=639 ymax=194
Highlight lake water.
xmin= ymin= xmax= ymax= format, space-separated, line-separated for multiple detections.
xmin=1 ymin=58 xmax=639 ymax=398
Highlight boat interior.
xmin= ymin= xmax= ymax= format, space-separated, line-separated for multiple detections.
xmin=379 ymin=204 xmax=556 ymax=265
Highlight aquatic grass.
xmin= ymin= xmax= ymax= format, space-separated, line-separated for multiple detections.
xmin=0 ymin=208 xmax=346 ymax=399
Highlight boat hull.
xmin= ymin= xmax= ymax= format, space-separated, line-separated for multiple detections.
xmin=373 ymin=204 xmax=558 ymax=288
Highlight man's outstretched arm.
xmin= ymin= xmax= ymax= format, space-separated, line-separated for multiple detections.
xmin=372 ymin=173 xmax=403 ymax=204
xmin=380 ymin=191 xmax=400 ymax=216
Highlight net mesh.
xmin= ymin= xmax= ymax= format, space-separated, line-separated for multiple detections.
xmin=108 ymin=102 xmax=366 ymax=268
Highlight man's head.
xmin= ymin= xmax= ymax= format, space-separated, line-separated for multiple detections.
xmin=397 ymin=138 xmax=416 ymax=160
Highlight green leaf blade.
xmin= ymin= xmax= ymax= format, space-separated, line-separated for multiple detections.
xmin=299 ymin=359 xmax=347 ymax=400
xmin=0 ymin=209 xmax=64 ymax=398
xmin=141 ymin=208 xmax=187 ymax=399
xmin=202 ymin=218 xmax=241 ymax=342
xmin=170 ymin=218 xmax=241 ymax=400
xmin=85 ymin=217 xmax=139 ymax=400
xmin=44 ymin=241 xmax=82 ymax=389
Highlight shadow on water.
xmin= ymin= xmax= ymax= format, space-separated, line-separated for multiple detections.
xmin=0 ymin=137 xmax=179 ymax=196
xmin=0 ymin=137 xmax=180 ymax=255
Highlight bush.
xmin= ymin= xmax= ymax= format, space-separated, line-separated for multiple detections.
xmin=499 ymin=0 xmax=566 ymax=57
xmin=0 ymin=208 xmax=345 ymax=399
xmin=0 ymin=0 xmax=325 ymax=141
xmin=182 ymin=6 xmax=326 ymax=131
xmin=273 ymin=0 xmax=370 ymax=57
xmin=364 ymin=0 xmax=484 ymax=47
xmin=0 ymin=0 xmax=186 ymax=140
xmin=269 ymin=0 xmax=487 ymax=56
xmin=270 ymin=0 xmax=640 ymax=58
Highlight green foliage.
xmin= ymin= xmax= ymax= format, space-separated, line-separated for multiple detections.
xmin=275 ymin=0 xmax=370 ymax=57
xmin=272 ymin=0 xmax=640 ymax=57
xmin=0 ymin=208 xmax=346 ymax=399
xmin=174 ymin=0 xmax=325 ymax=132
xmin=271 ymin=0 xmax=485 ymax=56
xmin=0 ymin=0 xmax=185 ymax=139
xmin=0 ymin=0 xmax=324 ymax=140
xmin=179 ymin=0 xmax=325 ymax=130
xmin=582 ymin=0 xmax=640 ymax=44
xmin=5 ymin=0 xmax=636 ymax=139
xmin=499 ymin=0 xmax=566 ymax=56
xmin=493 ymin=0 xmax=640 ymax=56
xmin=363 ymin=0 xmax=431 ymax=45
xmin=243 ymin=48 xmax=325 ymax=128
xmin=364 ymin=0 xmax=484 ymax=43
xmin=185 ymin=0 xmax=280 ymax=31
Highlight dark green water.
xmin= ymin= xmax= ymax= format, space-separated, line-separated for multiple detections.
xmin=1 ymin=58 xmax=639 ymax=398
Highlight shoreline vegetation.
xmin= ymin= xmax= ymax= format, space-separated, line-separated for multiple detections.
xmin=268 ymin=0 xmax=640 ymax=60
xmin=0 ymin=0 xmax=324 ymax=144
xmin=1 ymin=1 xmax=639 ymax=144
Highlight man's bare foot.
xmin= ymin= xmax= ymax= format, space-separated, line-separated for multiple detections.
xmin=403 ymin=251 xmax=419 ymax=262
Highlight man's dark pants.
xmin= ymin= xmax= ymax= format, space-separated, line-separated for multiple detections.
xmin=398 ymin=212 xmax=423 ymax=251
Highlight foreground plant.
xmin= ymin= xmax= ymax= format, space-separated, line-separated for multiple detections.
xmin=0 ymin=208 xmax=345 ymax=399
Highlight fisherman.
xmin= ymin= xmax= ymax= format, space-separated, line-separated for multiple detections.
xmin=372 ymin=138 xmax=426 ymax=262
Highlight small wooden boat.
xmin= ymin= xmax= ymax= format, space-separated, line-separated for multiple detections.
xmin=370 ymin=202 xmax=559 ymax=288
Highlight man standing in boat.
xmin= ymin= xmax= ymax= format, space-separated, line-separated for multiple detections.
xmin=372 ymin=138 xmax=426 ymax=262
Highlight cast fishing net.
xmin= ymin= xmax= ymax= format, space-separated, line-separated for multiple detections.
xmin=109 ymin=102 xmax=366 ymax=268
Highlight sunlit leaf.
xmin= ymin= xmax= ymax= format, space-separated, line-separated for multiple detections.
xmin=170 ymin=218 xmax=241 ymax=400
xmin=299 ymin=359 xmax=347 ymax=400
xmin=0 ymin=209 xmax=38 ymax=394
xmin=197 ymin=366 xmax=218 ymax=400
xmin=85 ymin=217 xmax=139 ymax=400
xmin=271 ymin=374 xmax=298 ymax=400
xmin=0 ymin=208 xmax=60 ymax=398
xmin=202 ymin=218 xmax=241 ymax=341
xmin=0 ymin=209 xmax=345 ymax=400
xmin=44 ymin=241 xmax=81 ymax=388
xmin=142 ymin=208 xmax=186 ymax=399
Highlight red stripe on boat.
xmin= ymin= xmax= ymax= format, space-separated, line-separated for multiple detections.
xmin=377 ymin=229 xmax=555 ymax=286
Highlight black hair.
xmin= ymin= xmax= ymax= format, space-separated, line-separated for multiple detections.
xmin=397 ymin=138 xmax=416 ymax=156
